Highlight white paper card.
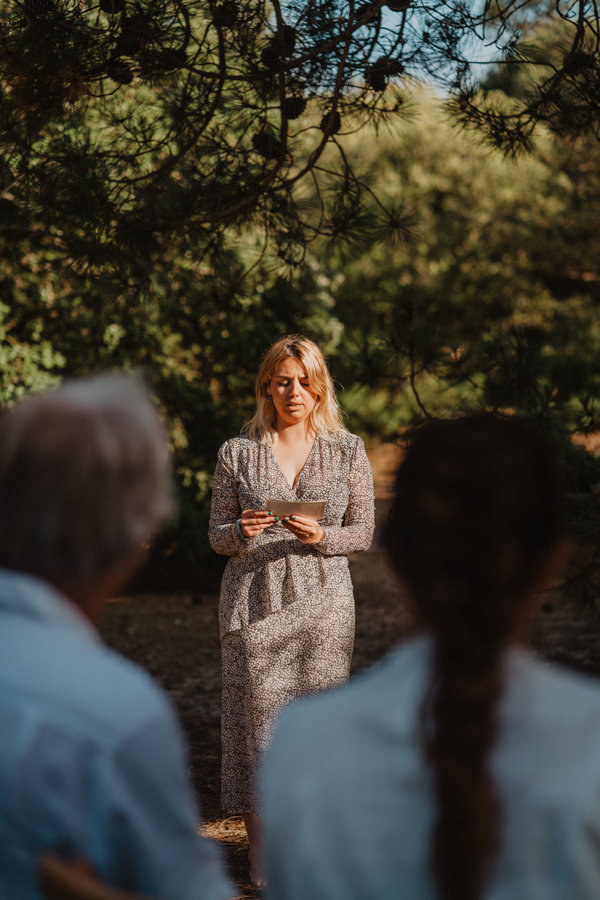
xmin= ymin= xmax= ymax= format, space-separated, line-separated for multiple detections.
xmin=266 ymin=499 xmax=326 ymax=519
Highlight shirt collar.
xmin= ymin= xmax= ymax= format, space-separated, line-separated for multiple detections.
xmin=0 ymin=568 xmax=101 ymax=644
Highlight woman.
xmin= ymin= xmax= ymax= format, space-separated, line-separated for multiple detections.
xmin=262 ymin=415 xmax=600 ymax=899
xmin=208 ymin=335 xmax=375 ymax=885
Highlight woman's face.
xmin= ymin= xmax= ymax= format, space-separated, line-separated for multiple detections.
xmin=267 ymin=357 xmax=317 ymax=429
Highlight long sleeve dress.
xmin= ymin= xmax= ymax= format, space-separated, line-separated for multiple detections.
xmin=208 ymin=429 xmax=375 ymax=814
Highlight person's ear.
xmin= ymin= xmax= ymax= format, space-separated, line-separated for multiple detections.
xmin=515 ymin=538 xmax=573 ymax=643
xmin=78 ymin=546 xmax=149 ymax=623
xmin=536 ymin=538 xmax=572 ymax=593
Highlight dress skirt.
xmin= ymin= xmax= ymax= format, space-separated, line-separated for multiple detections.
xmin=220 ymin=589 xmax=355 ymax=814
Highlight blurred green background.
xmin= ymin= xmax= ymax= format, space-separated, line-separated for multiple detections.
xmin=2 ymin=1 xmax=600 ymax=587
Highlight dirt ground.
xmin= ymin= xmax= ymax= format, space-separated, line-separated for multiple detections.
xmin=98 ymin=445 xmax=600 ymax=898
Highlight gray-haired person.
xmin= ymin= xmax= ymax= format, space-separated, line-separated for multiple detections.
xmin=0 ymin=374 xmax=233 ymax=900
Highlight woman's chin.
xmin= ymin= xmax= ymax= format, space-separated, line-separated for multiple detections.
xmin=280 ymin=411 xmax=307 ymax=425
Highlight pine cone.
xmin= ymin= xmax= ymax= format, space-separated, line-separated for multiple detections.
xmin=107 ymin=59 xmax=133 ymax=84
xmin=261 ymin=25 xmax=297 ymax=70
xmin=212 ymin=1 xmax=238 ymax=28
xmin=99 ymin=0 xmax=125 ymax=13
xmin=138 ymin=51 xmax=163 ymax=77
xmin=355 ymin=3 xmax=379 ymax=21
xmin=158 ymin=48 xmax=188 ymax=71
xmin=115 ymin=27 xmax=143 ymax=56
xmin=563 ymin=50 xmax=595 ymax=76
xmin=260 ymin=45 xmax=282 ymax=70
xmin=282 ymin=95 xmax=306 ymax=120
xmin=365 ymin=64 xmax=387 ymax=92
xmin=139 ymin=48 xmax=187 ymax=77
xmin=380 ymin=58 xmax=404 ymax=76
xmin=252 ymin=129 xmax=283 ymax=160
xmin=320 ymin=110 xmax=341 ymax=135
xmin=279 ymin=25 xmax=296 ymax=57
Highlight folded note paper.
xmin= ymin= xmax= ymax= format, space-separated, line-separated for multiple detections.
xmin=266 ymin=499 xmax=326 ymax=519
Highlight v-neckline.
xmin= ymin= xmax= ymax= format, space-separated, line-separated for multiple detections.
xmin=268 ymin=434 xmax=318 ymax=493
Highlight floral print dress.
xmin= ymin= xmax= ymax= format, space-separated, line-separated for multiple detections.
xmin=208 ymin=430 xmax=375 ymax=814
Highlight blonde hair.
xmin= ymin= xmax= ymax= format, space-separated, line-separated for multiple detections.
xmin=245 ymin=335 xmax=345 ymax=443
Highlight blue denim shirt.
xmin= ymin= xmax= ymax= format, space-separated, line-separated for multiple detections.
xmin=0 ymin=569 xmax=233 ymax=900
xmin=263 ymin=636 xmax=600 ymax=900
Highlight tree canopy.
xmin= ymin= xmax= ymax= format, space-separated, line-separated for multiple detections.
xmin=2 ymin=0 xmax=599 ymax=273
xmin=2 ymin=0 xmax=600 ymax=583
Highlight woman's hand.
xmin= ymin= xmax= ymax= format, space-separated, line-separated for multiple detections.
xmin=240 ymin=509 xmax=278 ymax=538
xmin=282 ymin=514 xmax=325 ymax=545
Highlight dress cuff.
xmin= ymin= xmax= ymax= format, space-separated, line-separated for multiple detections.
xmin=314 ymin=527 xmax=329 ymax=553
xmin=232 ymin=519 xmax=249 ymax=541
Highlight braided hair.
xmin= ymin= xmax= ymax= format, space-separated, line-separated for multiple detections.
xmin=383 ymin=415 xmax=565 ymax=900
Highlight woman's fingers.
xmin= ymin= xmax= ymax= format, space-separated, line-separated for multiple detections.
xmin=281 ymin=515 xmax=324 ymax=543
xmin=241 ymin=509 xmax=275 ymax=522
xmin=239 ymin=510 xmax=323 ymax=541
xmin=283 ymin=514 xmax=316 ymax=532
xmin=240 ymin=509 xmax=278 ymax=537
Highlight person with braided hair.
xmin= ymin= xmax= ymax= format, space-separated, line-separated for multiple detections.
xmin=261 ymin=414 xmax=600 ymax=899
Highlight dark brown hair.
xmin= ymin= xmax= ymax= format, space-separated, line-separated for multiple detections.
xmin=384 ymin=414 xmax=565 ymax=900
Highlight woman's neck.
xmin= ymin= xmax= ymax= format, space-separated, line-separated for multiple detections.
xmin=274 ymin=419 xmax=315 ymax=446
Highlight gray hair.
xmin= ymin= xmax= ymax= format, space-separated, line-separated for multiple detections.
xmin=0 ymin=373 xmax=173 ymax=598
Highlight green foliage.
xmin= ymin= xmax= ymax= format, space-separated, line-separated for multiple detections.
xmin=2 ymin=1 xmax=600 ymax=578
xmin=1 ymin=1 xmax=597 ymax=276
xmin=308 ymin=90 xmax=600 ymax=556
xmin=0 ymin=0 xmax=422 ymax=275
xmin=3 ymin=82 xmax=600 ymax=572
xmin=0 ymin=302 xmax=65 ymax=401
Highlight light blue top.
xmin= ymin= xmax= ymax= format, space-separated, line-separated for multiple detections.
xmin=262 ymin=636 xmax=600 ymax=899
xmin=0 ymin=569 xmax=233 ymax=900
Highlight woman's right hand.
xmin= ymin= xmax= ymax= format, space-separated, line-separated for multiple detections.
xmin=240 ymin=509 xmax=278 ymax=538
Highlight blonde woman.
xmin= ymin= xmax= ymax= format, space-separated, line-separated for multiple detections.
xmin=209 ymin=335 xmax=375 ymax=886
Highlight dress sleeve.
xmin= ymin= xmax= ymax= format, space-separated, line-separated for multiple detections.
xmin=315 ymin=435 xmax=375 ymax=557
xmin=208 ymin=442 xmax=244 ymax=557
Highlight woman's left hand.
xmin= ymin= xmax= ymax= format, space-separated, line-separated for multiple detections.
xmin=282 ymin=514 xmax=325 ymax=545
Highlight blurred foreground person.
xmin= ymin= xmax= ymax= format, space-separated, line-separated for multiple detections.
xmin=262 ymin=415 xmax=600 ymax=899
xmin=0 ymin=375 xmax=233 ymax=900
